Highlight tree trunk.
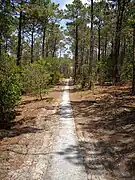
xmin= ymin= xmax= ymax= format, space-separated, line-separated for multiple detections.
xmin=111 ymin=38 xmax=114 ymax=56
xmin=79 ymin=44 xmax=84 ymax=74
xmin=17 ymin=10 xmax=22 ymax=66
xmin=80 ymin=45 xmax=85 ymax=88
xmin=119 ymin=35 xmax=126 ymax=66
xmin=31 ymin=23 xmax=34 ymax=63
xmin=89 ymin=0 xmax=94 ymax=89
xmin=42 ymin=26 xmax=46 ymax=58
xmin=113 ymin=30 xmax=121 ymax=84
xmin=73 ymin=24 xmax=79 ymax=84
xmin=0 ymin=32 xmax=2 ymax=60
xmin=46 ymin=40 xmax=49 ymax=57
xmin=97 ymin=22 xmax=101 ymax=83
xmin=52 ymin=38 xmax=57 ymax=57
xmin=113 ymin=0 xmax=128 ymax=83
xmin=132 ymin=26 xmax=135 ymax=95
xmin=98 ymin=23 xmax=101 ymax=63
xmin=104 ymin=33 xmax=107 ymax=59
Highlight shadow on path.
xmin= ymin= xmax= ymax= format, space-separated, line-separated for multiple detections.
xmin=71 ymin=93 xmax=135 ymax=179
xmin=55 ymin=145 xmax=85 ymax=166
xmin=0 ymin=126 xmax=43 ymax=140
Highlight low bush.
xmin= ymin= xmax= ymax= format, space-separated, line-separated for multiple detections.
xmin=23 ymin=57 xmax=62 ymax=99
xmin=0 ymin=55 xmax=22 ymax=129
xmin=23 ymin=59 xmax=51 ymax=99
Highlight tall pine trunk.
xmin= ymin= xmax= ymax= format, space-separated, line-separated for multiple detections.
xmin=31 ymin=23 xmax=34 ymax=63
xmin=112 ymin=0 xmax=129 ymax=83
xmin=132 ymin=26 xmax=135 ymax=95
xmin=17 ymin=10 xmax=22 ymax=66
xmin=80 ymin=45 xmax=85 ymax=88
xmin=89 ymin=0 xmax=94 ymax=89
xmin=42 ymin=26 xmax=46 ymax=58
xmin=0 ymin=32 xmax=2 ymax=60
xmin=98 ymin=24 xmax=101 ymax=63
xmin=97 ymin=22 xmax=101 ymax=83
xmin=73 ymin=24 xmax=79 ymax=84
xmin=119 ymin=36 xmax=126 ymax=66
xmin=104 ymin=34 xmax=107 ymax=58
xmin=46 ymin=40 xmax=49 ymax=57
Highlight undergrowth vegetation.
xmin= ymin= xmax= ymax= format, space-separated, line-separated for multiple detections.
xmin=0 ymin=55 xmax=22 ymax=129
xmin=0 ymin=56 xmax=67 ymax=129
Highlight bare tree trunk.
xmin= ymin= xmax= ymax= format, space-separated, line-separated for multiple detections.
xmin=79 ymin=44 xmax=84 ymax=74
xmin=85 ymin=49 xmax=89 ymax=64
xmin=119 ymin=35 xmax=126 ymax=66
xmin=31 ymin=23 xmax=34 ymax=63
xmin=80 ymin=45 xmax=85 ymax=88
xmin=112 ymin=0 xmax=129 ymax=83
xmin=42 ymin=26 xmax=47 ymax=58
xmin=98 ymin=24 xmax=101 ymax=63
xmin=46 ymin=39 xmax=49 ymax=57
xmin=0 ymin=32 xmax=2 ymax=60
xmin=81 ymin=46 xmax=84 ymax=65
xmin=104 ymin=35 xmax=107 ymax=58
xmin=111 ymin=38 xmax=114 ymax=56
xmin=73 ymin=24 xmax=79 ymax=84
xmin=97 ymin=22 xmax=101 ymax=83
xmin=132 ymin=26 xmax=135 ymax=95
xmin=17 ymin=10 xmax=22 ymax=66
xmin=89 ymin=0 xmax=94 ymax=89
xmin=52 ymin=38 xmax=57 ymax=57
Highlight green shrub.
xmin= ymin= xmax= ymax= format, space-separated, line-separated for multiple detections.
xmin=44 ymin=57 xmax=62 ymax=84
xmin=23 ymin=58 xmax=62 ymax=98
xmin=23 ymin=59 xmax=51 ymax=99
xmin=0 ymin=55 xmax=22 ymax=129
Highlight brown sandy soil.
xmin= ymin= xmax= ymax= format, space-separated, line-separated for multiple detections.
xmin=70 ymin=84 xmax=135 ymax=180
xmin=0 ymin=85 xmax=62 ymax=180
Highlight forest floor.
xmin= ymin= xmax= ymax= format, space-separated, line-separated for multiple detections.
xmin=0 ymin=82 xmax=135 ymax=180
xmin=70 ymin=83 xmax=135 ymax=180
xmin=0 ymin=85 xmax=62 ymax=180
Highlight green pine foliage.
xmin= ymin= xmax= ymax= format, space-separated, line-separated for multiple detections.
xmin=23 ymin=58 xmax=62 ymax=99
xmin=0 ymin=55 xmax=22 ymax=129
xmin=0 ymin=55 xmax=66 ymax=129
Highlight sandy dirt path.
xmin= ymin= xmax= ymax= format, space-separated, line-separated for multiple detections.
xmin=0 ymin=86 xmax=62 ymax=180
